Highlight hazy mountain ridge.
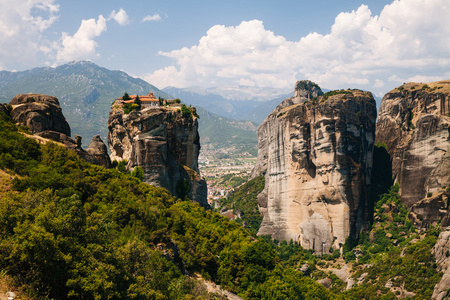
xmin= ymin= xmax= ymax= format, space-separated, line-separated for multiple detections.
xmin=196 ymin=106 xmax=258 ymax=156
xmin=0 ymin=61 xmax=170 ymax=143
xmin=163 ymin=86 xmax=293 ymax=123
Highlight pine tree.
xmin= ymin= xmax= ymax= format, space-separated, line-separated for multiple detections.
xmin=122 ymin=92 xmax=131 ymax=100
xmin=134 ymin=94 xmax=141 ymax=109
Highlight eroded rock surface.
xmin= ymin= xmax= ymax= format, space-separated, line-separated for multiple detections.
xmin=108 ymin=100 xmax=207 ymax=206
xmin=432 ymin=227 xmax=450 ymax=299
xmin=375 ymin=81 xmax=450 ymax=227
xmin=10 ymin=93 xmax=71 ymax=135
xmin=251 ymin=81 xmax=376 ymax=253
xmin=9 ymin=93 xmax=110 ymax=168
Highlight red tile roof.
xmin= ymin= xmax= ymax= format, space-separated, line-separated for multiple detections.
xmin=122 ymin=92 xmax=158 ymax=104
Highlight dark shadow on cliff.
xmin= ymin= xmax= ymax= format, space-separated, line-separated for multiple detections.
xmin=367 ymin=143 xmax=393 ymax=224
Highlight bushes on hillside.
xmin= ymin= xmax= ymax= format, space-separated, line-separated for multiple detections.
xmin=0 ymin=113 xmax=337 ymax=299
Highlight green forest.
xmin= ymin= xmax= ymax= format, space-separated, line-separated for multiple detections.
xmin=0 ymin=109 xmax=444 ymax=299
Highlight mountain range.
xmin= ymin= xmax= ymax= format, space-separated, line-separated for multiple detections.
xmin=163 ymin=86 xmax=293 ymax=124
xmin=0 ymin=61 xmax=266 ymax=150
xmin=0 ymin=61 xmax=170 ymax=143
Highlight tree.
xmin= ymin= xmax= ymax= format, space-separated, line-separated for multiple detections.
xmin=181 ymin=104 xmax=191 ymax=118
xmin=134 ymin=94 xmax=141 ymax=109
xmin=122 ymin=92 xmax=131 ymax=100
xmin=131 ymin=166 xmax=144 ymax=181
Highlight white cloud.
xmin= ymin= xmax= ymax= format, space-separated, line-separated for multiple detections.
xmin=374 ymin=79 xmax=385 ymax=88
xmin=109 ymin=8 xmax=129 ymax=26
xmin=142 ymin=14 xmax=162 ymax=22
xmin=407 ymin=75 xmax=444 ymax=83
xmin=0 ymin=0 xmax=59 ymax=70
xmin=56 ymin=15 xmax=107 ymax=62
xmin=145 ymin=0 xmax=450 ymax=95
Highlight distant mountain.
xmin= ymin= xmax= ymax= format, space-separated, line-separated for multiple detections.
xmin=196 ymin=106 xmax=258 ymax=156
xmin=190 ymin=85 xmax=292 ymax=101
xmin=0 ymin=61 xmax=170 ymax=143
xmin=240 ymin=92 xmax=294 ymax=123
xmin=163 ymin=86 xmax=292 ymax=124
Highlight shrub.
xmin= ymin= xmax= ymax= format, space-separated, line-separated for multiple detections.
xmin=131 ymin=166 xmax=144 ymax=181
xmin=181 ymin=104 xmax=191 ymax=118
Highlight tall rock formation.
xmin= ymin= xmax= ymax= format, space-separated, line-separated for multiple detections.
xmin=375 ymin=81 xmax=450 ymax=227
xmin=251 ymin=81 xmax=377 ymax=253
xmin=108 ymin=100 xmax=207 ymax=206
xmin=9 ymin=93 xmax=111 ymax=168
xmin=432 ymin=227 xmax=450 ymax=300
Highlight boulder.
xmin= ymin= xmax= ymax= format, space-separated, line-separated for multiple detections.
xmin=9 ymin=93 xmax=70 ymax=136
xmin=86 ymin=135 xmax=112 ymax=168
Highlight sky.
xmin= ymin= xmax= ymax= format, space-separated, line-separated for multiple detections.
xmin=0 ymin=0 xmax=449 ymax=97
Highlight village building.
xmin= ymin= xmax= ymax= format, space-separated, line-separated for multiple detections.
xmin=121 ymin=92 xmax=159 ymax=107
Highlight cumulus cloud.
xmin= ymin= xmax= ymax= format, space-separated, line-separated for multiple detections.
xmin=142 ymin=14 xmax=161 ymax=22
xmin=0 ymin=0 xmax=59 ymax=70
xmin=145 ymin=0 xmax=450 ymax=94
xmin=55 ymin=8 xmax=134 ymax=64
xmin=109 ymin=8 xmax=129 ymax=26
xmin=56 ymin=15 xmax=107 ymax=62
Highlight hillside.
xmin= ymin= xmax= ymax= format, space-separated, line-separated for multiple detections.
xmin=219 ymin=144 xmax=443 ymax=299
xmin=0 ymin=61 xmax=170 ymax=144
xmin=196 ymin=106 xmax=258 ymax=157
xmin=0 ymin=105 xmax=340 ymax=299
xmin=3 ymin=107 xmax=441 ymax=299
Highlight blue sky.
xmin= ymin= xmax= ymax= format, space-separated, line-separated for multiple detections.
xmin=1 ymin=0 xmax=449 ymax=97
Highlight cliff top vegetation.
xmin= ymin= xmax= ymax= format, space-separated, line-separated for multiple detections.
xmin=393 ymin=80 xmax=450 ymax=94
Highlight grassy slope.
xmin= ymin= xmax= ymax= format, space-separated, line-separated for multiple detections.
xmin=196 ymin=106 xmax=258 ymax=156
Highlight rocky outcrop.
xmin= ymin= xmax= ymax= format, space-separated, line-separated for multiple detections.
xmin=108 ymin=100 xmax=207 ymax=206
xmin=10 ymin=93 xmax=71 ymax=135
xmin=251 ymin=81 xmax=377 ymax=252
xmin=432 ymin=227 xmax=450 ymax=299
xmin=86 ymin=135 xmax=112 ymax=167
xmin=0 ymin=103 xmax=9 ymax=115
xmin=375 ymin=81 xmax=450 ymax=227
xmin=9 ymin=93 xmax=110 ymax=168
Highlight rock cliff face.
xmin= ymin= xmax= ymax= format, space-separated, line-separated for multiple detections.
xmin=375 ymin=81 xmax=450 ymax=227
xmin=10 ymin=93 xmax=71 ymax=136
xmin=432 ymin=227 xmax=450 ymax=299
xmin=251 ymin=81 xmax=377 ymax=252
xmin=9 ymin=93 xmax=110 ymax=168
xmin=108 ymin=100 xmax=207 ymax=206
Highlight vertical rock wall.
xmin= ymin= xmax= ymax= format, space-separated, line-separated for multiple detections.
xmin=108 ymin=101 xmax=207 ymax=206
xmin=375 ymin=81 xmax=450 ymax=227
xmin=252 ymin=81 xmax=377 ymax=252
